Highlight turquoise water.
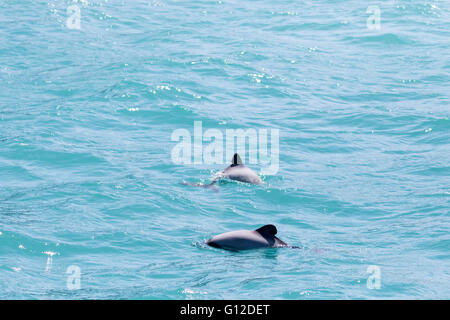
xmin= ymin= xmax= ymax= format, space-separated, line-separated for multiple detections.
xmin=1 ymin=0 xmax=449 ymax=299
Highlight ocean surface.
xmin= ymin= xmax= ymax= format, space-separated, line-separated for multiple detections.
xmin=0 ymin=0 xmax=449 ymax=299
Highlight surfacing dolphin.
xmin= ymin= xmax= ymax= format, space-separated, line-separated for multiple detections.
xmin=183 ymin=153 xmax=262 ymax=191
xmin=206 ymin=224 xmax=293 ymax=251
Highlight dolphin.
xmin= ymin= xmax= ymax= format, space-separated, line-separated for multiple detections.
xmin=183 ymin=153 xmax=262 ymax=191
xmin=217 ymin=153 xmax=263 ymax=184
xmin=206 ymin=224 xmax=290 ymax=251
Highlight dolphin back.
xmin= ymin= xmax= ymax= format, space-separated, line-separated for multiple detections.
xmin=222 ymin=154 xmax=263 ymax=184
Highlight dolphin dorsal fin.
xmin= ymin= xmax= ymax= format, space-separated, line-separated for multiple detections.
xmin=255 ymin=224 xmax=277 ymax=236
xmin=231 ymin=153 xmax=243 ymax=166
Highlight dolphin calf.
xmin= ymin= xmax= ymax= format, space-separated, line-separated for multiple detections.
xmin=183 ymin=153 xmax=262 ymax=191
xmin=206 ymin=224 xmax=290 ymax=251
